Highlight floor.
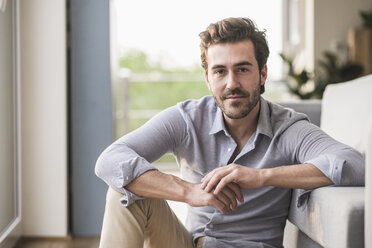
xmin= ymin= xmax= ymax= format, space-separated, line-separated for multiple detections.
xmin=14 ymin=237 xmax=100 ymax=248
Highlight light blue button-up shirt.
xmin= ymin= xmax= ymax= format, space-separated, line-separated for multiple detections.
xmin=95 ymin=96 xmax=364 ymax=248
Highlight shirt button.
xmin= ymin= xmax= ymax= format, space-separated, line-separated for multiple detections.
xmin=126 ymin=176 xmax=129 ymax=180
xmin=228 ymin=148 xmax=232 ymax=152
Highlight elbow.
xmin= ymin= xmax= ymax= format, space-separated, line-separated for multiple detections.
xmin=95 ymin=152 xmax=108 ymax=180
xmin=339 ymin=160 xmax=365 ymax=186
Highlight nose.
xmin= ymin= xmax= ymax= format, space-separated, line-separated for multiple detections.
xmin=226 ymin=71 xmax=240 ymax=90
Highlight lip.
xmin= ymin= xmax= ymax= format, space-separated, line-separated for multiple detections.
xmin=225 ymin=95 xmax=246 ymax=100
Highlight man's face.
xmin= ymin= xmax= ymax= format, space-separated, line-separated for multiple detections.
xmin=205 ymin=40 xmax=267 ymax=120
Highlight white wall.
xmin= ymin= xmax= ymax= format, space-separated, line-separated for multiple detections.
xmin=313 ymin=0 xmax=372 ymax=63
xmin=294 ymin=0 xmax=372 ymax=72
xmin=20 ymin=0 xmax=68 ymax=237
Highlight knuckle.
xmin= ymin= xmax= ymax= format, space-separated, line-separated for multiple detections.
xmin=231 ymin=163 xmax=238 ymax=169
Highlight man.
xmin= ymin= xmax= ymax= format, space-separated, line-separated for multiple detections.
xmin=95 ymin=17 xmax=364 ymax=248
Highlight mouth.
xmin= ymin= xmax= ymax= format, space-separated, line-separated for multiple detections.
xmin=221 ymin=89 xmax=249 ymax=101
xmin=225 ymin=95 xmax=247 ymax=100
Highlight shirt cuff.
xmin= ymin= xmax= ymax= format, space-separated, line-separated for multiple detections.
xmin=118 ymin=157 xmax=158 ymax=206
xmin=296 ymin=154 xmax=345 ymax=210
xmin=305 ymin=154 xmax=345 ymax=185
xmin=119 ymin=188 xmax=144 ymax=206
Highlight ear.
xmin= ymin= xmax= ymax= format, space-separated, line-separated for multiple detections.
xmin=260 ymin=64 xmax=268 ymax=85
xmin=204 ymin=70 xmax=211 ymax=90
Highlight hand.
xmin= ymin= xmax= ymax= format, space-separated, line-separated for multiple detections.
xmin=186 ymin=182 xmax=243 ymax=214
xmin=201 ymin=163 xmax=265 ymax=195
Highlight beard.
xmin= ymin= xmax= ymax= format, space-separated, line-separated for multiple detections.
xmin=213 ymin=79 xmax=261 ymax=119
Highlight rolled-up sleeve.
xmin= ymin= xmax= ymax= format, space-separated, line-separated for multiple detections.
xmin=279 ymin=119 xmax=365 ymax=208
xmin=282 ymin=120 xmax=365 ymax=186
xmin=304 ymin=150 xmax=364 ymax=186
xmin=95 ymin=106 xmax=187 ymax=206
xmin=95 ymin=147 xmax=157 ymax=206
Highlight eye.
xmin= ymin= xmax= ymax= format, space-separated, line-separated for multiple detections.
xmin=238 ymin=67 xmax=249 ymax=73
xmin=214 ymin=69 xmax=225 ymax=75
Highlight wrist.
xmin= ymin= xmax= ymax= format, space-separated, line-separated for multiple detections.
xmin=175 ymin=177 xmax=194 ymax=204
xmin=260 ymin=168 xmax=273 ymax=187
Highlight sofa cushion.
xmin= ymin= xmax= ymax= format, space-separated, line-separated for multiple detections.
xmin=288 ymin=187 xmax=364 ymax=248
xmin=321 ymin=74 xmax=372 ymax=154
xmin=278 ymin=100 xmax=321 ymax=127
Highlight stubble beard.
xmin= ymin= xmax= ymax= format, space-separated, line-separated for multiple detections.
xmin=214 ymin=79 xmax=261 ymax=120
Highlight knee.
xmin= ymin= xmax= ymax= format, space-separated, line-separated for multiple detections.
xmin=104 ymin=187 xmax=167 ymax=218
xmin=103 ymin=187 xmax=130 ymax=218
xmin=134 ymin=197 xmax=168 ymax=215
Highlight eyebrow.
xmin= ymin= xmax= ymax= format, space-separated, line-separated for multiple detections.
xmin=210 ymin=61 xmax=254 ymax=70
xmin=235 ymin=61 xmax=253 ymax=67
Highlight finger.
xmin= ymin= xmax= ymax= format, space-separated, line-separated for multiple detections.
xmin=210 ymin=196 xmax=228 ymax=214
xmin=214 ymin=191 xmax=232 ymax=213
xmin=200 ymin=173 xmax=212 ymax=189
xmin=204 ymin=169 xmax=232 ymax=193
xmin=201 ymin=165 xmax=230 ymax=188
xmin=220 ymin=187 xmax=237 ymax=210
xmin=203 ymin=175 xmax=220 ymax=192
xmin=226 ymin=183 xmax=244 ymax=203
xmin=201 ymin=168 xmax=223 ymax=189
xmin=201 ymin=173 xmax=212 ymax=182
xmin=213 ymin=173 xmax=235 ymax=195
xmin=200 ymin=170 xmax=216 ymax=188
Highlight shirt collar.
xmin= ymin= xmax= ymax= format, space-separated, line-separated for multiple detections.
xmin=256 ymin=97 xmax=273 ymax=139
xmin=209 ymin=107 xmax=227 ymax=135
xmin=208 ymin=97 xmax=273 ymax=139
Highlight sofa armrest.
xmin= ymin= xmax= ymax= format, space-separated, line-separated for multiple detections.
xmin=287 ymin=187 xmax=364 ymax=248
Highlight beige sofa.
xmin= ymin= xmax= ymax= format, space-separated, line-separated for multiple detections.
xmin=282 ymin=74 xmax=372 ymax=248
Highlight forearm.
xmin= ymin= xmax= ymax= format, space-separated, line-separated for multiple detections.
xmin=262 ymin=163 xmax=333 ymax=190
xmin=202 ymin=163 xmax=334 ymax=195
xmin=127 ymin=170 xmax=243 ymax=214
xmin=126 ymin=170 xmax=191 ymax=202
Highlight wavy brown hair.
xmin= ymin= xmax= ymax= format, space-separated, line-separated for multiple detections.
xmin=199 ymin=17 xmax=269 ymax=72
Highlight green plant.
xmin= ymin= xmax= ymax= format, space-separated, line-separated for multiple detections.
xmin=360 ymin=10 xmax=372 ymax=28
xmin=314 ymin=51 xmax=363 ymax=98
xmin=279 ymin=53 xmax=314 ymax=99
xmin=280 ymin=51 xmax=363 ymax=99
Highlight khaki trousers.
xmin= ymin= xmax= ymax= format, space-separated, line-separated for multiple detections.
xmin=99 ymin=187 xmax=204 ymax=248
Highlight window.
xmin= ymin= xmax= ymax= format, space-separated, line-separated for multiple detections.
xmin=113 ymin=0 xmax=284 ymax=80
xmin=0 ymin=0 xmax=20 ymax=243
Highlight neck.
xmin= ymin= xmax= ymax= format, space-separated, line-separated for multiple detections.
xmin=224 ymin=100 xmax=260 ymax=146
